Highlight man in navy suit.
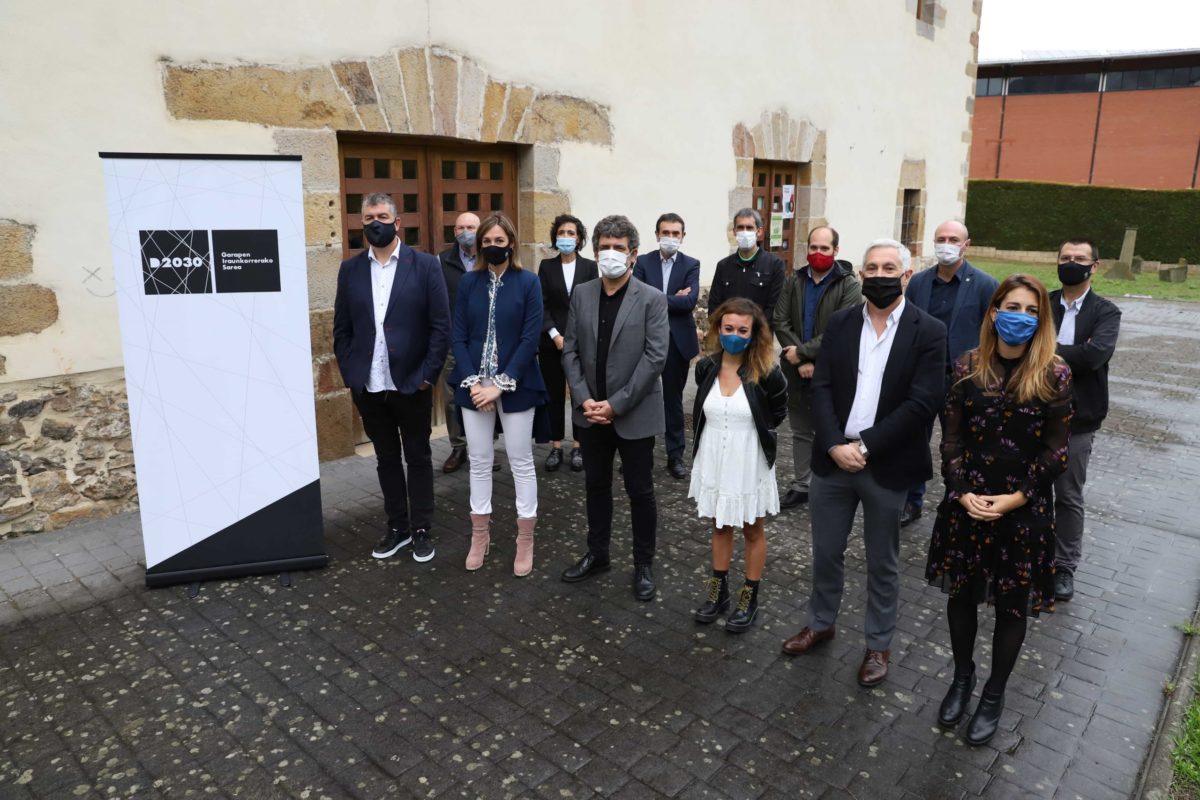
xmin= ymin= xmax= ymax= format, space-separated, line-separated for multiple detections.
xmin=901 ymin=220 xmax=998 ymax=527
xmin=333 ymin=192 xmax=451 ymax=563
xmin=781 ymin=239 xmax=946 ymax=688
xmin=634 ymin=213 xmax=701 ymax=479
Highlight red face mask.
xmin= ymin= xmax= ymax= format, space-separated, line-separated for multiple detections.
xmin=807 ymin=251 xmax=835 ymax=271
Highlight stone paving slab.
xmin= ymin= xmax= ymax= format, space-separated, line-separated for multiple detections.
xmin=1 ymin=297 xmax=1199 ymax=799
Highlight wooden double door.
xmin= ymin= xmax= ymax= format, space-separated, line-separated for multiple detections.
xmin=750 ymin=160 xmax=805 ymax=266
xmin=338 ymin=138 xmax=519 ymax=257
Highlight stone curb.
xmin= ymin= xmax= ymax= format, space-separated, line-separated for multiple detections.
xmin=1140 ymin=600 xmax=1200 ymax=799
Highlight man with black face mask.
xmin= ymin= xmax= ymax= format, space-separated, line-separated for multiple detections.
xmin=333 ymin=192 xmax=451 ymax=563
xmin=781 ymin=239 xmax=945 ymax=688
xmin=1049 ymin=238 xmax=1121 ymax=602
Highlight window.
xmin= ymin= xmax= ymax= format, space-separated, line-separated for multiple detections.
xmin=1007 ymin=71 xmax=1100 ymax=95
xmin=900 ymin=190 xmax=921 ymax=255
xmin=1105 ymin=65 xmax=1200 ymax=92
xmin=915 ymin=0 xmax=932 ymax=23
xmin=975 ymin=76 xmax=1004 ymax=96
xmin=338 ymin=140 xmax=518 ymax=256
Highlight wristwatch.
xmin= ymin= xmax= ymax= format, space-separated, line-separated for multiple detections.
xmin=857 ymin=441 xmax=869 ymax=458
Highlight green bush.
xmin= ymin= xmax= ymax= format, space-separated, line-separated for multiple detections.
xmin=964 ymin=180 xmax=1200 ymax=263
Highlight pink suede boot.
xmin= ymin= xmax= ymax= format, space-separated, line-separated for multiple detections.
xmin=514 ymin=516 xmax=536 ymax=577
xmin=466 ymin=514 xmax=490 ymax=571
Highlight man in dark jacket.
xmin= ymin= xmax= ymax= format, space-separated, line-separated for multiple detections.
xmin=901 ymin=220 xmax=998 ymax=526
xmin=707 ymin=208 xmax=786 ymax=325
xmin=333 ymin=193 xmax=450 ymax=563
xmin=773 ymin=225 xmax=862 ymax=509
xmin=1050 ymin=237 xmax=1122 ymax=601
xmin=781 ymin=239 xmax=946 ymax=688
xmin=634 ymin=212 xmax=701 ymax=479
xmin=436 ymin=212 xmax=479 ymax=473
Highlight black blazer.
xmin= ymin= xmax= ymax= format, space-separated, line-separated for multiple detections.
xmin=332 ymin=245 xmax=451 ymax=393
xmin=437 ymin=246 xmax=469 ymax=320
xmin=692 ymin=355 xmax=788 ymax=468
xmin=810 ymin=303 xmax=947 ymax=490
xmin=539 ymin=255 xmax=598 ymax=346
xmin=1050 ymin=288 xmax=1121 ymax=434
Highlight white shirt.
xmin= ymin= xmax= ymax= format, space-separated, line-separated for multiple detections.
xmin=549 ymin=256 xmax=578 ymax=342
xmin=844 ymin=298 xmax=906 ymax=440
xmin=365 ymin=245 xmax=400 ymax=392
xmin=660 ymin=253 xmax=677 ymax=294
xmin=1057 ymin=288 xmax=1089 ymax=346
xmin=459 ymin=247 xmax=477 ymax=271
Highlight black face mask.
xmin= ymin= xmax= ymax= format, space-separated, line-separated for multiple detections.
xmin=481 ymin=245 xmax=513 ymax=266
xmin=363 ymin=220 xmax=397 ymax=248
xmin=1058 ymin=261 xmax=1092 ymax=286
xmin=861 ymin=276 xmax=903 ymax=309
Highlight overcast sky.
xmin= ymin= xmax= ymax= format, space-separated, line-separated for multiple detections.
xmin=978 ymin=0 xmax=1200 ymax=62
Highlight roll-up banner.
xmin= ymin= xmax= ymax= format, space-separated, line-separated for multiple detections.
xmin=99 ymin=153 xmax=327 ymax=587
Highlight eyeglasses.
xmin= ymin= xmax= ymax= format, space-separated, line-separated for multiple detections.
xmin=1060 ymin=256 xmax=1095 ymax=265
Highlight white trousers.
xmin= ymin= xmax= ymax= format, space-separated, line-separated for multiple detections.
xmin=461 ymin=405 xmax=538 ymax=519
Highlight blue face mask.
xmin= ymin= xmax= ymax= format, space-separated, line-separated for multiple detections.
xmin=556 ymin=237 xmax=577 ymax=254
xmin=994 ymin=310 xmax=1039 ymax=345
xmin=719 ymin=333 xmax=752 ymax=355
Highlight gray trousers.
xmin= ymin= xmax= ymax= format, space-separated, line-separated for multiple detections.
xmin=785 ymin=372 xmax=813 ymax=493
xmin=808 ymin=468 xmax=906 ymax=651
xmin=1054 ymin=429 xmax=1094 ymax=573
xmin=442 ymin=354 xmax=466 ymax=450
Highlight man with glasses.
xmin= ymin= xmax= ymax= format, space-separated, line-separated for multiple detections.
xmin=707 ymin=208 xmax=786 ymax=326
xmin=1049 ymin=238 xmax=1122 ymax=601
xmin=901 ymin=220 xmax=997 ymax=527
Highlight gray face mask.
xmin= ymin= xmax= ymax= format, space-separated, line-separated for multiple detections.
xmin=456 ymin=230 xmax=476 ymax=248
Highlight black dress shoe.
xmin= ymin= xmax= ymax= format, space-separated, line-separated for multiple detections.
xmin=899 ymin=502 xmax=922 ymax=528
xmin=545 ymin=447 xmax=563 ymax=472
xmin=1054 ymin=570 xmax=1074 ymax=601
xmin=633 ymin=564 xmax=656 ymax=601
xmin=780 ymin=489 xmax=809 ymax=509
xmin=561 ymin=553 xmax=610 ymax=583
xmin=442 ymin=447 xmax=467 ymax=474
xmin=694 ymin=576 xmax=730 ymax=624
xmin=569 ymin=448 xmax=583 ymax=472
xmin=667 ymin=458 xmax=688 ymax=480
xmin=937 ymin=667 xmax=977 ymax=728
xmin=965 ymin=689 xmax=1005 ymax=746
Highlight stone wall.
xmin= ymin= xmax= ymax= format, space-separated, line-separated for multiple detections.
xmin=0 ymin=368 xmax=137 ymax=540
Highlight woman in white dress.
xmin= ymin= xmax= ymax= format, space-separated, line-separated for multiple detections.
xmin=689 ymin=297 xmax=788 ymax=632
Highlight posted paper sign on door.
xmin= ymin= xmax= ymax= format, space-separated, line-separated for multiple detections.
xmin=100 ymin=153 xmax=327 ymax=586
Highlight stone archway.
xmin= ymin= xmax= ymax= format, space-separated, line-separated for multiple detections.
xmin=162 ymin=46 xmax=613 ymax=459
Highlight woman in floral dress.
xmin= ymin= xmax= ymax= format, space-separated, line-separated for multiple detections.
xmin=925 ymin=273 xmax=1072 ymax=746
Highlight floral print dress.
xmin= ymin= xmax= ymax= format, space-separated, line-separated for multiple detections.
xmin=925 ymin=352 xmax=1073 ymax=617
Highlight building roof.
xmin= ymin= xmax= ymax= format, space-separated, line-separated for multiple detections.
xmin=980 ymin=47 xmax=1200 ymax=68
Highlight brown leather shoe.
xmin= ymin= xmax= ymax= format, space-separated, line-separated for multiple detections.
xmin=857 ymin=649 xmax=890 ymax=687
xmin=442 ymin=447 xmax=466 ymax=474
xmin=781 ymin=626 xmax=835 ymax=655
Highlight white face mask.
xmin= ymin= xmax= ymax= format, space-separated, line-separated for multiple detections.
xmin=934 ymin=243 xmax=962 ymax=266
xmin=659 ymin=238 xmax=681 ymax=256
xmin=735 ymin=230 xmax=758 ymax=250
xmin=597 ymin=249 xmax=630 ymax=279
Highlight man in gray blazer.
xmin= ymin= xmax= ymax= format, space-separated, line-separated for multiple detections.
xmin=560 ymin=214 xmax=669 ymax=600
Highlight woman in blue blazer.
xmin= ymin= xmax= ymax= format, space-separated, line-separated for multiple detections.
xmin=450 ymin=213 xmax=547 ymax=577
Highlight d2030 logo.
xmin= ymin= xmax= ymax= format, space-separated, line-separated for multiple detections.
xmin=139 ymin=230 xmax=213 ymax=295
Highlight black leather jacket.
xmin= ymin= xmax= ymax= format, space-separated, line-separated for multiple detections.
xmin=691 ymin=354 xmax=789 ymax=468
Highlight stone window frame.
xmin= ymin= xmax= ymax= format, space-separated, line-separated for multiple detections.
xmin=163 ymin=46 xmax=612 ymax=460
xmin=896 ymin=159 xmax=928 ymax=258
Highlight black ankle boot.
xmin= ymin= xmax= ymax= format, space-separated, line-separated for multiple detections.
xmin=937 ymin=665 xmax=977 ymax=728
xmin=694 ymin=575 xmax=729 ymax=624
xmin=725 ymin=582 xmax=759 ymax=633
xmin=965 ymin=689 xmax=1005 ymax=746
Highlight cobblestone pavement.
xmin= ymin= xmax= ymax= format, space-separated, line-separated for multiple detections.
xmin=1 ymin=297 xmax=1199 ymax=800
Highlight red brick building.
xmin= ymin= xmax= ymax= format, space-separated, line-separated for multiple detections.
xmin=972 ymin=50 xmax=1200 ymax=189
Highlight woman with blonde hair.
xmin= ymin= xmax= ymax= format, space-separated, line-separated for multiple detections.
xmin=450 ymin=213 xmax=547 ymax=576
xmin=925 ymin=273 xmax=1072 ymax=745
xmin=689 ymin=298 xmax=788 ymax=632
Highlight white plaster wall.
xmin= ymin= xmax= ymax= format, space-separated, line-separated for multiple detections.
xmin=0 ymin=0 xmax=977 ymax=382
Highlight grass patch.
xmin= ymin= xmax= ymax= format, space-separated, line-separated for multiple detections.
xmin=1173 ymin=671 xmax=1200 ymax=797
xmin=971 ymin=259 xmax=1200 ymax=303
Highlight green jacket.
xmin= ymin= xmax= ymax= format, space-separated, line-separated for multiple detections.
xmin=774 ymin=263 xmax=863 ymax=364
